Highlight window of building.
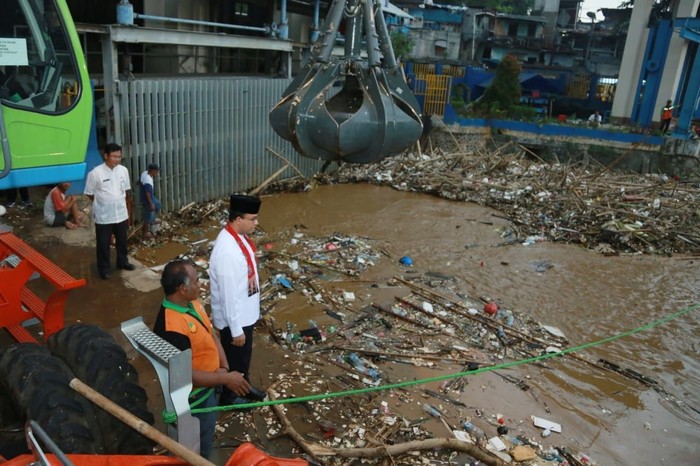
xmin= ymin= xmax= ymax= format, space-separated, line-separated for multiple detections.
xmin=235 ymin=3 xmax=249 ymax=17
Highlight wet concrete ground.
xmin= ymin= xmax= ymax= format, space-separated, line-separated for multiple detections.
xmin=2 ymin=183 xmax=698 ymax=465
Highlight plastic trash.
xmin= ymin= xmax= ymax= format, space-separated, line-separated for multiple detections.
xmin=422 ymin=403 xmax=441 ymax=418
xmin=273 ymin=274 xmax=293 ymax=289
xmin=484 ymin=302 xmax=498 ymax=316
xmin=461 ymin=421 xmax=486 ymax=441
xmin=399 ymin=256 xmax=413 ymax=266
xmin=345 ymin=353 xmax=380 ymax=380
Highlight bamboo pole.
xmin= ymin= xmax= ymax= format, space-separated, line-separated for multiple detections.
xmin=70 ymin=378 xmax=215 ymax=466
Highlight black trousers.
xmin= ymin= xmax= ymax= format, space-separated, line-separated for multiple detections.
xmin=660 ymin=118 xmax=672 ymax=133
xmin=95 ymin=219 xmax=129 ymax=275
xmin=220 ymin=324 xmax=255 ymax=399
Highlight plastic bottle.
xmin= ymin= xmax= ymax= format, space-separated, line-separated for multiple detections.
xmin=505 ymin=314 xmax=515 ymax=327
xmin=461 ymin=421 xmax=486 ymax=441
xmin=345 ymin=353 xmax=380 ymax=380
xmin=346 ymin=353 xmax=364 ymax=369
xmin=422 ymin=403 xmax=441 ymax=418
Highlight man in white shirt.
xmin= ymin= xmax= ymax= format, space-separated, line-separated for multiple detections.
xmin=210 ymin=194 xmax=265 ymax=405
xmin=588 ymin=110 xmax=602 ymax=128
xmin=84 ymin=143 xmax=135 ymax=279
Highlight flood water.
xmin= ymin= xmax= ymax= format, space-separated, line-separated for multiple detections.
xmin=10 ymin=183 xmax=699 ymax=465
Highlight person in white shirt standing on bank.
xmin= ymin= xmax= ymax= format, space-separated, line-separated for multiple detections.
xmin=84 ymin=142 xmax=135 ymax=279
xmin=209 ymin=194 xmax=266 ymax=406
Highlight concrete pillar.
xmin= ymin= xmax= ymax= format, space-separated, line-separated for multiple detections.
xmin=654 ymin=0 xmax=700 ymax=121
xmin=610 ymin=0 xmax=653 ymax=123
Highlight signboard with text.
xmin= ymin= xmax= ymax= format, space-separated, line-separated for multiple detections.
xmin=0 ymin=38 xmax=29 ymax=66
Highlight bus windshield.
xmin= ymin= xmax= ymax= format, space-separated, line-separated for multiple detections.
xmin=0 ymin=0 xmax=81 ymax=113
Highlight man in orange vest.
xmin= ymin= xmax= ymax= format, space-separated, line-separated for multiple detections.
xmin=154 ymin=259 xmax=252 ymax=458
xmin=660 ymin=99 xmax=675 ymax=134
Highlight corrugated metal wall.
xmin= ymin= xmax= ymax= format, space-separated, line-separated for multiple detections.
xmin=117 ymin=77 xmax=322 ymax=212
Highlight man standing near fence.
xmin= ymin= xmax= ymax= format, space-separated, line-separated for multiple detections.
xmin=140 ymin=163 xmax=160 ymax=238
xmin=84 ymin=142 xmax=135 ymax=279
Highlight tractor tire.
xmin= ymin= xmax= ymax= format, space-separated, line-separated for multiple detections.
xmin=48 ymin=324 xmax=155 ymax=454
xmin=0 ymin=343 xmax=104 ymax=456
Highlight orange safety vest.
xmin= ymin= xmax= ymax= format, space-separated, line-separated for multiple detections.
xmin=163 ymin=299 xmax=220 ymax=374
xmin=662 ymin=106 xmax=673 ymax=120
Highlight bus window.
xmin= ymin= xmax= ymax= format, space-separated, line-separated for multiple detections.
xmin=0 ymin=0 xmax=80 ymax=113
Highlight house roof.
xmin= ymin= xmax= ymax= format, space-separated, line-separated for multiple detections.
xmin=495 ymin=13 xmax=548 ymax=23
xmin=382 ymin=1 xmax=414 ymax=20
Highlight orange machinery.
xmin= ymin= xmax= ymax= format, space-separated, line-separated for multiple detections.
xmin=0 ymin=231 xmax=86 ymax=342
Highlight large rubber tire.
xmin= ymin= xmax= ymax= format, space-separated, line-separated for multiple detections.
xmin=0 ymin=343 xmax=104 ymax=456
xmin=48 ymin=324 xmax=155 ymax=454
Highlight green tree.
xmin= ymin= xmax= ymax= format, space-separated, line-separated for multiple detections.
xmin=465 ymin=0 xmax=534 ymax=15
xmin=389 ymin=30 xmax=413 ymax=60
xmin=478 ymin=54 xmax=521 ymax=116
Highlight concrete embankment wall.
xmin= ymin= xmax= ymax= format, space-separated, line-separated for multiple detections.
xmin=439 ymin=119 xmax=700 ymax=178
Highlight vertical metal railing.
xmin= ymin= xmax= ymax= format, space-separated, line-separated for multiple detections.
xmin=414 ymin=74 xmax=452 ymax=116
xmin=117 ymin=77 xmax=323 ymax=212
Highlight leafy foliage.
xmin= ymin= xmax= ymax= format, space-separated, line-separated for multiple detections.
xmin=477 ymin=54 xmax=521 ymax=117
xmin=465 ymin=0 xmax=534 ymax=15
xmin=389 ymin=31 xmax=413 ymax=60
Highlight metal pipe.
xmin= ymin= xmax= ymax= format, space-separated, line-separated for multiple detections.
xmin=374 ymin=0 xmax=397 ymax=69
xmin=345 ymin=0 xmax=363 ymax=59
xmin=26 ymin=421 xmax=74 ymax=466
xmin=311 ymin=0 xmax=321 ymax=42
xmin=279 ymin=0 xmax=289 ymax=39
xmin=132 ymin=13 xmax=270 ymax=34
xmin=363 ymin=0 xmax=380 ymax=66
xmin=318 ymin=0 xmax=347 ymax=62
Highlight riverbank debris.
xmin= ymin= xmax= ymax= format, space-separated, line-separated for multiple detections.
xmin=265 ymin=135 xmax=700 ymax=256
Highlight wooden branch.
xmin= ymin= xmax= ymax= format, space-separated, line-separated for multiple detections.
xmin=266 ymin=146 xmax=306 ymax=179
xmin=267 ymin=387 xmax=333 ymax=464
xmin=327 ymin=437 xmax=507 ymax=465
xmin=269 ymin=381 xmax=505 ymax=465
xmin=250 ymin=165 xmax=289 ymax=196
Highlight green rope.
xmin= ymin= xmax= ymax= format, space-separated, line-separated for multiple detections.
xmin=162 ymin=387 xmax=214 ymax=424
xmin=161 ymin=302 xmax=698 ymax=421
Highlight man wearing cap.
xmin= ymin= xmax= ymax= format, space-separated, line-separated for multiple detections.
xmin=209 ymin=194 xmax=263 ymax=405
xmin=139 ymin=163 xmax=160 ymax=238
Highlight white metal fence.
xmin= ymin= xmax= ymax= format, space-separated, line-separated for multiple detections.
xmin=116 ymin=77 xmax=322 ymax=212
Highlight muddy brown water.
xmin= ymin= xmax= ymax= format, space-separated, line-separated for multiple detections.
xmin=5 ymin=183 xmax=699 ymax=465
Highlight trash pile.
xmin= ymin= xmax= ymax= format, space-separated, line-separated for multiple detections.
xmin=122 ymin=137 xmax=700 ymax=463
xmin=268 ymin=136 xmax=700 ymax=256
xmin=176 ymin=223 xmax=612 ymax=465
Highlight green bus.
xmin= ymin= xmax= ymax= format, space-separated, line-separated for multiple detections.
xmin=0 ymin=0 xmax=92 ymax=190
